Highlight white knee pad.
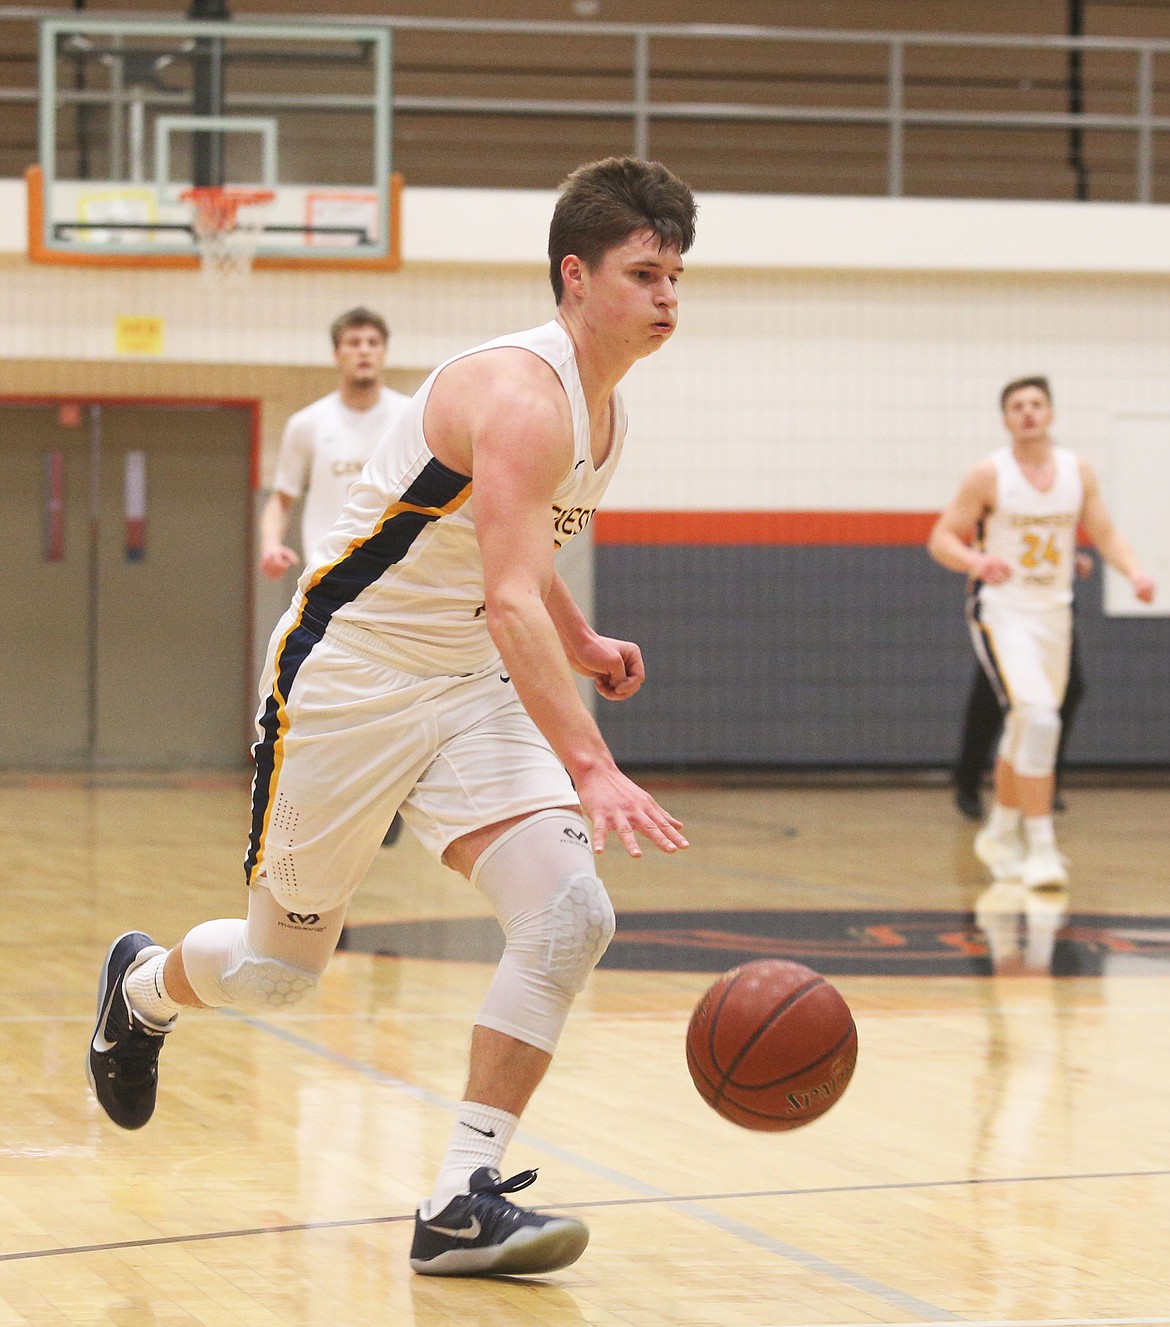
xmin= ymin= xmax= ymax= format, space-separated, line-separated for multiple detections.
xmin=545 ymin=870 xmax=616 ymax=996
xmin=1003 ymin=704 xmax=1061 ymax=777
xmin=471 ymin=809 xmax=616 ymax=1054
xmin=182 ymin=917 xmax=321 ymax=1011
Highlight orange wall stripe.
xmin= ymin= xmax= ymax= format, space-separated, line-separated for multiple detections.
xmin=592 ymin=511 xmax=939 ymax=546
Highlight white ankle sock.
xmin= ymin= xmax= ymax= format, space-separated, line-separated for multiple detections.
xmin=124 ymin=952 xmax=181 ymax=1029
xmin=422 ymin=1102 xmax=518 ymax=1219
xmin=988 ymin=803 xmax=1022 ymax=838
xmin=1024 ymin=815 xmax=1057 ymax=852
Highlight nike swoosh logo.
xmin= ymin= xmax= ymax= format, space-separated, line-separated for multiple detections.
xmin=91 ymin=979 xmax=121 ymax=1053
xmin=574 ymin=458 xmax=586 ymax=469
xmin=462 ymin=1122 xmax=496 ymax=1137
xmin=499 ymin=674 xmax=510 ymax=685
xmin=426 ymin=1217 xmax=482 ymax=1240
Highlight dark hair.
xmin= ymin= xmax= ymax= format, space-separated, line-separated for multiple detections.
xmin=330 ymin=306 xmax=389 ymax=348
xmin=1000 ymin=375 xmax=1051 ymax=411
xmin=548 ymin=156 xmax=697 ymax=302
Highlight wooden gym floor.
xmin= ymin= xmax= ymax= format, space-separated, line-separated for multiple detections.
xmin=1 ymin=771 xmax=1168 ymax=1327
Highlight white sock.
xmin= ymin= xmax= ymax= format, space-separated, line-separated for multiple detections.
xmin=422 ymin=1102 xmax=518 ymax=1219
xmin=124 ymin=952 xmax=181 ymax=1029
xmin=988 ymin=802 xmax=1022 ymax=838
xmin=1024 ymin=815 xmax=1057 ymax=852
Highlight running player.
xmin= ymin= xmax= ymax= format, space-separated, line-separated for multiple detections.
xmin=259 ymin=306 xmax=410 ymax=580
xmin=88 ymin=157 xmax=696 ymax=1278
xmin=928 ymin=375 xmax=1155 ymax=889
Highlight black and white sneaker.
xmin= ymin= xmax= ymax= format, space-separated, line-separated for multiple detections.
xmin=87 ymin=931 xmax=172 ymax=1130
xmin=410 ymin=1167 xmax=589 ymax=1277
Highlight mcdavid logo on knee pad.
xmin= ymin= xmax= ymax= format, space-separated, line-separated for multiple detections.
xmin=285 ymin=912 xmax=321 ymax=926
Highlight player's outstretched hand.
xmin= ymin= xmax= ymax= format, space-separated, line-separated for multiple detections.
xmin=577 ymin=765 xmax=689 ymax=858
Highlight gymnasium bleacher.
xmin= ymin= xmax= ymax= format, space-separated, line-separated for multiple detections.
xmin=2 ymin=0 xmax=1168 ymax=199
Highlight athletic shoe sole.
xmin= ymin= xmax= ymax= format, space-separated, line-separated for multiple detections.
xmin=411 ymin=1217 xmax=589 ymax=1277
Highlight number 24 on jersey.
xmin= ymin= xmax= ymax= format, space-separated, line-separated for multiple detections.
xmin=1020 ymin=532 xmax=1061 ymax=569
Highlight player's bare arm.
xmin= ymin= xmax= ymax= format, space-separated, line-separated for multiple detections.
xmin=258 ymin=489 xmax=301 ymax=579
xmin=428 ymin=350 xmax=686 ymax=858
xmin=927 ymin=461 xmax=1011 ymax=584
xmin=1077 ymin=460 xmax=1156 ymax=602
xmin=545 ymin=572 xmax=644 ymax=702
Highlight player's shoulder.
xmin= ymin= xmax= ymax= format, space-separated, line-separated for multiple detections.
xmin=288 ymin=391 xmax=341 ymax=428
xmin=964 ymin=452 xmax=1001 ymax=486
xmin=445 ymin=341 xmax=564 ymax=406
xmin=450 ymin=353 xmax=571 ymax=468
xmin=431 ymin=325 xmax=571 ymax=446
xmin=947 ymin=454 xmax=999 ymax=515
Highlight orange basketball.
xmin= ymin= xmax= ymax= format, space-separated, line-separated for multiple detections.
xmin=686 ymin=959 xmax=857 ymax=1131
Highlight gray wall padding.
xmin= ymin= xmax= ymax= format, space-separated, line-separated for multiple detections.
xmin=595 ymin=545 xmax=1170 ymax=766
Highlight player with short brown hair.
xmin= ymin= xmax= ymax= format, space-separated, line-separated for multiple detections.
xmin=929 ymin=377 xmax=1154 ymax=889
xmin=89 ymin=157 xmax=697 ymax=1279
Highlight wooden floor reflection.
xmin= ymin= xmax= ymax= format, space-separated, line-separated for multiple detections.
xmin=1 ymin=773 xmax=1168 ymax=1327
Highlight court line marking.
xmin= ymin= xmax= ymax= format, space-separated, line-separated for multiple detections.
xmin=0 ymin=1213 xmax=413 ymax=1262
xmin=547 ymin=1168 xmax=1170 ymax=1208
xmin=7 ymin=1168 xmax=1170 ymax=1264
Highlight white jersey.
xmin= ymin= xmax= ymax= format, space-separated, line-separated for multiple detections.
xmin=977 ymin=445 xmax=1083 ymax=613
xmin=295 ymin=320 xmax=627 ymax=675
xmin=272 ymin=385 xmax=410 ymax=562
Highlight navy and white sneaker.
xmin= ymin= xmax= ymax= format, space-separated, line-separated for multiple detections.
xmin=87 ymin=931 xmax=172 ymax=1130
xmin=410 ymin=1167 xmax=589 ymax=1277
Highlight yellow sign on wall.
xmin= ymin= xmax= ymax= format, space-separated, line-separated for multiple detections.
xmin=114 ymin=316 xmax=164 ymax=356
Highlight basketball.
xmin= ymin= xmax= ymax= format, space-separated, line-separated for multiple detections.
xmin=686 ymin=959 xmax=858 ymax=1131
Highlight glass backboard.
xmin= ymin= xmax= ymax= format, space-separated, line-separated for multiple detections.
xmin=30 ymin=17 xmax=399 ymax=270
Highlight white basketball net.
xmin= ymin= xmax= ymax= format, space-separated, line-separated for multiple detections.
xmin=183 ymin=188 xmax=274 ymax=284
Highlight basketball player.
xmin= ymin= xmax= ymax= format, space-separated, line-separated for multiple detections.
xmin=258 ymin=306 xmax=410 ymax=581
xmin=928 ymin=376 xmax=1155 ymax=889
xmin=88 ymin=157 xmax=695 ymax=1278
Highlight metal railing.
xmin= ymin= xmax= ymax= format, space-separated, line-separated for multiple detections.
xmin=360 ymin=16 xmax=1169 ymax=200
xmin=2 ymin=7 xmax=1168 ymax=200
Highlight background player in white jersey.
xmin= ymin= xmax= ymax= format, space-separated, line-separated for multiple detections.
xmin=928 ymin=376 xmax=1155 ymax=889
xmin=88 ymin=158 xmax=696 ymax=1279
xmin=258 ymin=306 xmax=410 ymax=580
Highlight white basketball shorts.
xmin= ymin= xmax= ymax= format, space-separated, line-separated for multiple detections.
xmin=968 ymin=598 xmax=1072 ymax=713
xmin=245 ymin=608 xmax=579 ymax=913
